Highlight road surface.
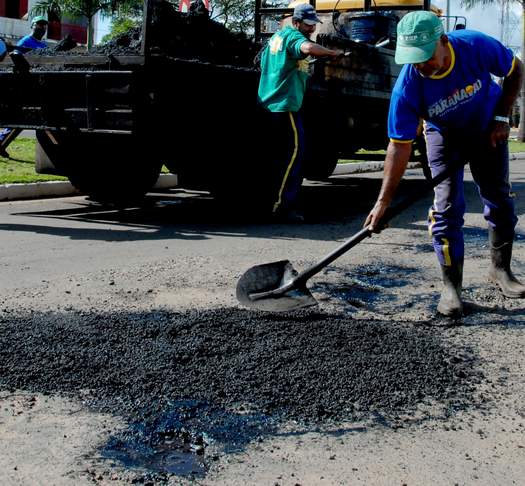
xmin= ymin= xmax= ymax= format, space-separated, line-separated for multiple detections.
xmin=1 ymin=165 xmax=524 ymax=485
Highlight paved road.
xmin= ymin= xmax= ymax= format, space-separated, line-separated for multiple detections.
xmin=0 ymin=173 xmax=388 ymax=293
xmin=1 ymin=163 xmax=525 ymax=485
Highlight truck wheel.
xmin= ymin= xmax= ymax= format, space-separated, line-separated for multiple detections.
xmin=43 ymin=132 xmax=162 ymax=204
xmin=303 ymin=150 xmax=339 ymax=181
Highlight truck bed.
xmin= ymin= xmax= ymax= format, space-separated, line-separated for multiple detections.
xmin=0 ymin=53 xmax=258 ymax=134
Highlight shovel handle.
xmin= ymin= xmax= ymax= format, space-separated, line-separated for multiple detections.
xmin=292 ymin=162 xmax=462 ymax=286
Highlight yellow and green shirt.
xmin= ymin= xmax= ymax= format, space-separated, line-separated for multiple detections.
xmin=258 ymin=26 xmax=310 ymax=113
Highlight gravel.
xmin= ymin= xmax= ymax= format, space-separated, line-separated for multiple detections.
xmin=0 ymin=307 xmax=478 ymax=424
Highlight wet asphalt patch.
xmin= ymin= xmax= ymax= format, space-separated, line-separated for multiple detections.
xmin=316 ymin=264 xmax=422 ymax=310
xmin=0 ymin=307 xmax=479 ymax=479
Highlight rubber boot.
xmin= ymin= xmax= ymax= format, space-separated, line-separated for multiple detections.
xmin=437 ymin=262 xmax=463 ymax=318
xmin=488 ymin=229 xmax=525 ymax=298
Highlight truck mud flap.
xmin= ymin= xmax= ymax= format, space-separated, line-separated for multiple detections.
xmin=35 ymin=130 xmax=66 ymax=176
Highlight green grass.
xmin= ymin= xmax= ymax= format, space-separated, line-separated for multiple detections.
xmin=339 ymin=148 xmax=389 ymax=164
xmin=509 ymin=140 xmax=525 ymax=153
xmin=340 ymin=141 xmax=525 ymax=164
xmin=0 ymin=138 xmax=67 ymax=184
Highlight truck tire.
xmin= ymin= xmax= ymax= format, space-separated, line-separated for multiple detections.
xmin=38 ymin=131 xmax=162 ymax=204
xmin=163 ymin=161 xmax=178 ymax=175
xmin=301 ymin=107 xmax=341 ymax=181
xmin=303 ymin=149 xmax=339 ymax=181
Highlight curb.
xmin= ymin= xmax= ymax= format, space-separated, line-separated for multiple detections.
xmin=334 ymin=152 xmax=525 ymax=176
xmin=0 ymin=173 xmax=179 ymax=202
xmin=1 ymin=154 xmax=524 ymax=202
xmin=333 ymin=160 xmax=421 ymax=176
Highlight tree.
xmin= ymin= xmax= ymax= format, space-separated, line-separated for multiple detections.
xmin=31 ymin=0 xmax=142 ymax=48
xmin=101 ymin=0 xmax=143 ymax=43
xmin=31 ymin=0 xmax=254 ymax=48
xmin=101 ymin=15 xmax=140 ymax=43
xmin=208 ymin=0 xmax=254 ymax=33
xmin=462 ymin=0 xmax=525 ymax=141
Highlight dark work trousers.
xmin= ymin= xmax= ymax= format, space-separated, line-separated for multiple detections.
xmin=426 ymin=127 xmax=517 ymax=267
xmin=268 ymin=111 xmax=305 ymax=214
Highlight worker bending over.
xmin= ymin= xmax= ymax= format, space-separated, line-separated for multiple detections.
xmin=365 ymin=11 xmax=525 ymax=317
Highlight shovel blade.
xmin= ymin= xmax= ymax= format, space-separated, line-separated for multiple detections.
xmin=236 ymin=260 xmax=318 ymax=312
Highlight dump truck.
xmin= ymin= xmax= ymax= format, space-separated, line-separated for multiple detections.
xmin=0 ymin=0 xmax=440 ymax=205
xmin=0 ymin=0 xmax=264 ymax=204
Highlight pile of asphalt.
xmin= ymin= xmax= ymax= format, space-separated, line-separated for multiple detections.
xmin=90 ymin=26 xmax=142 ymax=56
xmin=4 ymin=1 xmax=258 ymax=67
xmin=0 ymin=307 xmax=478 ymax=425
xmin=142 ymin=0 xmax=259 ymax=67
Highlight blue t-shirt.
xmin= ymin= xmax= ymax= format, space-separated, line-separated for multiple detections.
xmin=388 ymin=30 xmax=514 ymax=141
xmin=17 ymin=35 xmax=47 ymax=50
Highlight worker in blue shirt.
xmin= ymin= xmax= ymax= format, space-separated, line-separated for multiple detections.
xmin=17 ymin=15 xmax=49 ymax=51
xmin=0 ymin=16 xmax=48 ymax=158
xmin=0 ymin=38 xmax=6 ymax=61
xmin=365 ymin=11 xmax=525 ymax=318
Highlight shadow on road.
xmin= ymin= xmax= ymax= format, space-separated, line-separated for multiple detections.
xmin=2 ymin=173 xmax=525 ymax=244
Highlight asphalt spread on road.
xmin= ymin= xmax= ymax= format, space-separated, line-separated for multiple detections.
xmin=0 ymin=307 xmax=480 ymax=479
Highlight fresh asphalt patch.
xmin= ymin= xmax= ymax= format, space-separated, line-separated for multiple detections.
xmin=0 ymin=307 xmax=481 ymax=480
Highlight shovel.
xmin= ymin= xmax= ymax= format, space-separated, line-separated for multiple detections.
xmin=236 ymin=163 xmax=461 ymax=312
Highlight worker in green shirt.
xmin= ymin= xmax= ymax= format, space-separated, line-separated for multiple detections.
xmin=258 ymin=3 xmax=343 ymax=223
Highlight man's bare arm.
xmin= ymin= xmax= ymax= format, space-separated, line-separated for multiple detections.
xmin=491 ymin=57 xmax=524 ymax=147
xmin=496 ymin=57 xmax=524 ymax=117
xmin=364 ymin=141 xmax=412 ymax=232
xmin=301 ymin=41 xmax=343 ymax=58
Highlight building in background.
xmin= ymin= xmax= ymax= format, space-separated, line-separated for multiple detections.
xmin=0 ymin=0 xmax=33 ymax=40
xmin=0 ymin=0 xmax=109 ymax=46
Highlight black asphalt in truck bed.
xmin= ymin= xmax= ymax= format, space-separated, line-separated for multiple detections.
xmin=2 ymin=2 xmax=258 ymax=68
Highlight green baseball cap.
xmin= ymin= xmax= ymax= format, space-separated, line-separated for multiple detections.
xmin=31 ymin=15 xmax=48 ymax=25
xmin=395 ymin=11 xmax=444 ymax=65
